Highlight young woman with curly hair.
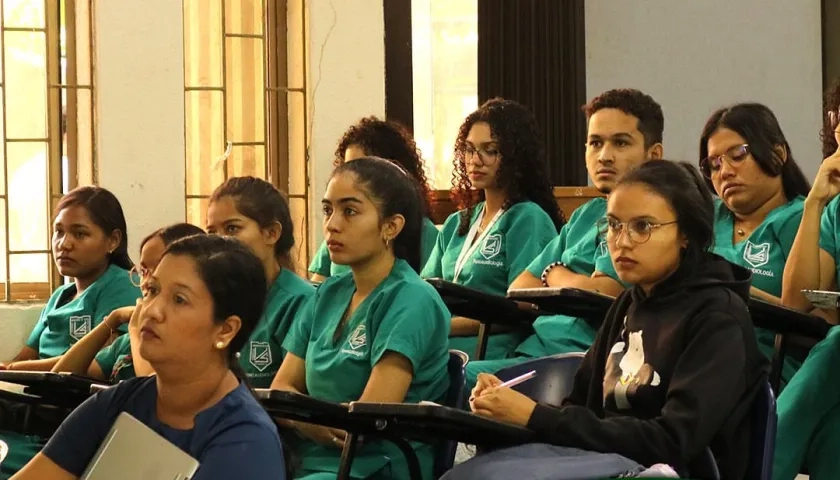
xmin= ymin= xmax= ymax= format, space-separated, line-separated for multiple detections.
xmin=421 ymin=98 xmax=562 ymax=360
xmin=774 ymin=77 xmax=840 ymax=480
xmin=308 ymin=116 xmax=439 ymax=281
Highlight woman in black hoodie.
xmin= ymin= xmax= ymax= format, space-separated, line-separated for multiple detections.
xmin=444 ymin=160 xmax=769 ymax=480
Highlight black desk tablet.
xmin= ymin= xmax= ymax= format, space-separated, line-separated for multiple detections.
xmin=748 ymin=298 xmax=831 ymax=392
xmin=507 ymin=287 xmax=614 ymax=328
xmin=348 ymin=402 xmax=535 ymax=448
xmin=0 ymin=371 xmax=105 ymax=403
xmin=427 ymin=278 xmax=543 ymax=360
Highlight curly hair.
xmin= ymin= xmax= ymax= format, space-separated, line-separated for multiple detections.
xmin=334 ymin=116 xmax=433 ymax=217
xmin=583 ymin=89 xmax=664 ymax=148
xmin=822 ymin=77 xmax=840 ymax=158
xmin=451 ymin=98 xmax=565 ymax=236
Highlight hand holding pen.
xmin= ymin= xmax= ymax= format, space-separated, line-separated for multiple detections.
xmin=469 ymin=370 xmax=539 ymax=427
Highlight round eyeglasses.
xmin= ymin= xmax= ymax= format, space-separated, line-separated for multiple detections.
xmin=597 ymin=217 xmax=678 ymax=245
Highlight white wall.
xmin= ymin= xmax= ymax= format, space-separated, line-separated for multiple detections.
xmin=0 ymin=0 xmax=187 ymax=359
xmin=585 ymin=0 xmax=824 ymax=180
xmin=95 ymin=0 xmax=187 ymax=258
xmin=306 ymin=0 xmax=386 ymax=251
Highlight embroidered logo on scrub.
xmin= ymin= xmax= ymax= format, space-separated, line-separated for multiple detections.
xmin=69 ymin=315 xmax=92 ymax=341
xmin=249 ymin=341 xmax=273 ymax=372
xmin=480 ymin=234 xmax=502 ymax=260
xmin=340 ymin=324 xmax=368 ymax=358
xmin=743 ymin=241 xmax=771 ymax=268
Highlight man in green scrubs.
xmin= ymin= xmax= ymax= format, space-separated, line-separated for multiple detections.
xmin=466 ymin=88 xmax=665 ymax=387
xmin=239 ymin=268 xmax=315 ymax=387
xmin=283 ymin=259 xmax=450 ymax=479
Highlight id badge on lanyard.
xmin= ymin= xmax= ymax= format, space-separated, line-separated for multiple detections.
xmin=452 ymin=206 xmax=504 ymax=283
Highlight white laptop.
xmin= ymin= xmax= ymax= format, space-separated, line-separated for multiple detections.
xmin=81 ymin=412 xmax=200 ymax=480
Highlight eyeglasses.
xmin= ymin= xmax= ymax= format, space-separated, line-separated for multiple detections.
xmin=464 ymin=145 xmax=500 ymax=166
xmin=699 ymin=144 xmax=750 ymax=179
xmin=129 ymin=265 xmax=150 ymax=287
xmin=597 ymin=217 xmax=678 ymax=245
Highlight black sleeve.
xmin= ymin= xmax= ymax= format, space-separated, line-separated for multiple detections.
xmin=527 ymin=310 xmax=749 ymax=469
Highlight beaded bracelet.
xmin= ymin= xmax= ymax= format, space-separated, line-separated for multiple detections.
xmin=540 ymin=261 xmax=565 ymax=287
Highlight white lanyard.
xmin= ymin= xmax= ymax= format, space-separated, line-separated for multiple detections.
xmin=453 ymin=206 xmax=505 ymax=283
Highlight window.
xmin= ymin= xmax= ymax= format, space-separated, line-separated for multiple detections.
xmin=183 ymin=0 xmax=309 ymax=270
xmin=0 ymin=0 xmax=94 ymax=302
xmin=411 ymin=0 xmax=478 ymax=189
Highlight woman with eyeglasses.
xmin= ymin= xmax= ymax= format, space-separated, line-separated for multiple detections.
xmin=49 ymin=223 xmax=205 ymax=383
xmin=772 ymin=77 xmax=840 ymax=480
xmin=698 ymin=103 xmax=810 ymax=386
xmin=0 ymin=186 xmax=142 ymax=479
xmin=445 ymin=160 xmax=768 ymax=480
xmin=421 ymin=98 xmax=563 ymax=360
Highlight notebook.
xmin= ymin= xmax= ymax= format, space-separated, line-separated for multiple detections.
xmin=81 ymin=412 xmax=200 ymax=480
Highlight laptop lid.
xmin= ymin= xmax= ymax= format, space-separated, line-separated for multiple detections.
xmin=81 ymin=412 xmax=200 ymax=480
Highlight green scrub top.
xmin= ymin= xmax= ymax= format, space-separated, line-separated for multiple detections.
xmin=283 ymin=258 xmax=450 ymax=479
xmin=309 ymin=217 xmax=440 ymax=277
xmin=820 ymin=196 xmax=840 ymax=281
xmin=516 ymin=197 xmax=621 ymax=358
xmin=421 ymin=201 xmax=557 ymax=359
xmin=712 ymin=195 xmax=804 ymax=381
xmin=26 ymin=264 xmax=141 ymax=359
xmin=94 ymin=334 xmax=135 ymax=383
xmin=239 ymin=268 xmax=315 ymax=388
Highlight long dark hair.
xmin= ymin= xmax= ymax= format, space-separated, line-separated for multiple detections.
xmin=163 ymin=235 xmax=266 ymax=380
xmin=822 ymin=77 xmax=840 ymax=158
xmin=332 ymin=157 xmax=424 ymax=272
xmin=617 ymin=160 xmax=715 ymax=272
xmin=140 ymin=223 xmax=204 ymax=251
xmin=335 ymin=116 xmax=434 ymax=217
xmin=209 ymin=177 xmax=296 ymax=270
xmin=56 ymin=186 xmax=133 ymax=270
xmin=452 ymin=98 xmax=564 ymax=235
xmin=699 ymin=103 xmax=811 ymax=200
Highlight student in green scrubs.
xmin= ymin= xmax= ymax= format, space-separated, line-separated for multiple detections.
xmin=421 ymin=98 xmax=564 ymax=360
xmin=272 ymin=157 xmax=450 ymax=480
xmin=207 ymin=177 xmax=316 ymax=387
xmin=773 ymin=78 xmax=840 ymax=480
xmin=0 ymin=186 xmax=141 ymax=479
xmin=309 ymin=116 xmax=439 ymax=281
xmin=1 ymin=186 xmax=140 ymax=370
xmin=49 ymin=223 xmax=205 ymax=383
xmin=698 ymin=103 xmax=810 ymax=386
xmin=464 ymin=89 xmax=665 ymax=386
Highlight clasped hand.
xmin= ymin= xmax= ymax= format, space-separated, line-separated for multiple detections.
xmin=468 ymin=373 xmax=537 ymax=427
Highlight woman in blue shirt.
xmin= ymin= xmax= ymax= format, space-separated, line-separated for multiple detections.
xmin=309 ymin=117 xmax=439 ymax=281
xmin=422 ymin=98 xmax=563 ymax=359
xmin=272 ymin=157 xmax=450 ymax=479
xmin=13 ymin=235 xmax=286 ymax=480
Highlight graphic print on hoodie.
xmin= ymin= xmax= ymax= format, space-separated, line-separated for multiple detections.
xmin=525 ymin=253 xmax=769 ymax=479
xmin=604 ymin=320 xmax=661 ymax=410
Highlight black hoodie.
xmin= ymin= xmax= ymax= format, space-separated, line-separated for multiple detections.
xmin=526 ymin=253 xmax=769 ymax=479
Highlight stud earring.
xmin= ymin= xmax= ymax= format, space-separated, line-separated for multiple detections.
xmin=215 ymin=341 xmax=225 ymax=349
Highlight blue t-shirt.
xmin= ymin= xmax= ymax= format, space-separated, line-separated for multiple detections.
xmin=42 ymin=376 xmax=285 ymax=479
